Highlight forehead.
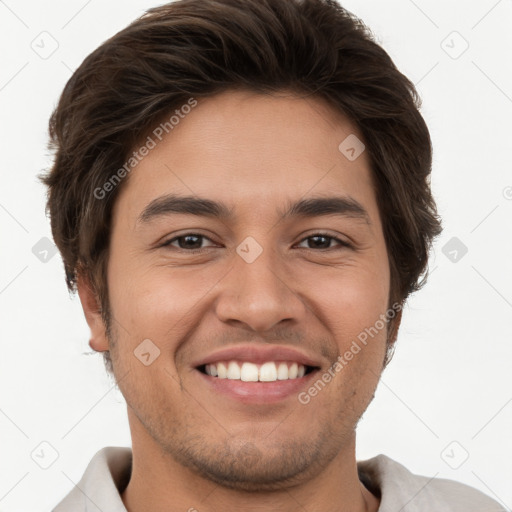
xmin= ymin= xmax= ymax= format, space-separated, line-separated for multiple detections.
xmin=113 ymin=89 xmax=379 ymax=226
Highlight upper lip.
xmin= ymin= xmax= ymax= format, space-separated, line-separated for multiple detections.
xmin=192 ymin=344 xmax=324 ymax=369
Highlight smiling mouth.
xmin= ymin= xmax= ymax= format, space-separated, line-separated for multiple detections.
xmin=197 ymin=360 xmax=319 ymax=382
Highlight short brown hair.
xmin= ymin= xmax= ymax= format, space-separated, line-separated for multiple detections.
xmin=41 ymin=0 xmax=442 ymax=373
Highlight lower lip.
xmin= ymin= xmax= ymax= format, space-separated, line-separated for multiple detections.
xmin=195 ymin=368 xmax=320 ymax=404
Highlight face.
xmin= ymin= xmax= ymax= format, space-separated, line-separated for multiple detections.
xmin=83 ymin=90 xmax=393 ymax=491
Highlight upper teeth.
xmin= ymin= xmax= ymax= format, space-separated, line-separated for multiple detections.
xmin=204 ymin=361 xmax=307 ymax=382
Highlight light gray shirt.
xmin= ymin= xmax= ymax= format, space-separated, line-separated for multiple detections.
xmin=52 ymin=446 xmax=506 ymax=511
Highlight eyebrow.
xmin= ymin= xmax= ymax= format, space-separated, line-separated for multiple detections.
xmin=137 ymin=193 xmax=371 ymax=226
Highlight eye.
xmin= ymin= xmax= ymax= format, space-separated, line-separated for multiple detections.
xmin=161 ymin=233 xmax=217 ymax=252
xmin=296 ymin=233 xmax=352 ymax=250
xmin=160 ymin=232 xmax=353 ymax=253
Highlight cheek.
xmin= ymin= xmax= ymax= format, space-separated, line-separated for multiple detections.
xmin=321 ymin=272 xmax=390 ymax=399
xmin=301 ymin=260 xmax=389 ymax=336
xmin=107 ymin=258 xmax=215 ymax=348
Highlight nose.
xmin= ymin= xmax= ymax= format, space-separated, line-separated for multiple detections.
xmin=214 ymin=244 xmax=307 ymax=332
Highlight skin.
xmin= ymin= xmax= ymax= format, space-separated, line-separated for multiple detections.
xmin=78 ymin=89 xmax=400 ymax=512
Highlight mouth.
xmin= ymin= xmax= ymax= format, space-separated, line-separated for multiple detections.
xmin=196 ymin=360 xmax=318 ymax=382
xmin=194 ymin=359 xmax=322 ymax=404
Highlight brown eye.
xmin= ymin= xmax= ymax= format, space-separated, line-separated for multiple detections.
xmin=297 ymin=234 xmax=352 ymax=250
xmin=161 ymin=233 xmax=216 ymax=252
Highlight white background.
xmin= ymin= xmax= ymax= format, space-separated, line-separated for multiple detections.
xmin=0 ymin=0 xmax=511 ymax=510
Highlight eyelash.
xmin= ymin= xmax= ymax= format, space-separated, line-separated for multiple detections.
xmin=160 ymin=232 xmax=353 ymax=253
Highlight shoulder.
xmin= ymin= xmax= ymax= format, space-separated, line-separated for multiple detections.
xmin=357 ymin=454 xmax=506 ymax=512
xmin=53 ymin=446 xmax=132 ymax=512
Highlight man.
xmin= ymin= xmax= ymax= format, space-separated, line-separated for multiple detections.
xmin=44 ymin=0 xmax=505 ymax=510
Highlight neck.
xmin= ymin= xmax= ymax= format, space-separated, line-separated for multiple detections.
xmin=121 ymin=414 xmax=380 ymax=512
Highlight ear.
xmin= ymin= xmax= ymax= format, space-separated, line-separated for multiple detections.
xmin=76 ymin=273 xmax=109 ymax=352
xmin=382 ymin=307 xmax=403 ymax=368
xmin=387 ymin=307 xmax=403 ymax=347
